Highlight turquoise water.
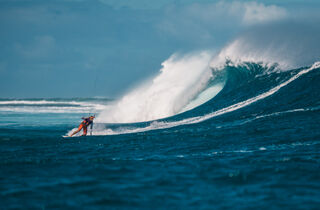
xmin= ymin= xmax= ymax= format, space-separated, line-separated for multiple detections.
xmin=1 ymin=62 xmax=320 ymax=209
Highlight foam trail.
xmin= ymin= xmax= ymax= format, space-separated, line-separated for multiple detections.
xmin=232 ymin=105 xmax=320 ymax=127
xmin=97 ymin=51 xmax=222 ymax=123
xmin=0 ymin=99 xmax=108 ymax=113
xmin=93 ymin=62 xmax=320 ymax=136
xmin=0 ymin=100 xmax=84 ymax=105
xmin=0 ymin=106 xmax=105 ymax=114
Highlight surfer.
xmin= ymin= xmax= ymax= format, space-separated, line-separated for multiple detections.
xmin=69 ymin=116 xmax=95 ymax=137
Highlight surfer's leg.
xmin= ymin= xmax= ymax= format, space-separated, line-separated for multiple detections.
xmin=70 ymin=124 xmax=83 ymax=137
xmin=82 ymin=126 xmax=88 ymax=136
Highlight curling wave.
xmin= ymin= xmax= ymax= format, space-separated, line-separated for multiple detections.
xmin=87 ymin=61 xmax=320 ymax=136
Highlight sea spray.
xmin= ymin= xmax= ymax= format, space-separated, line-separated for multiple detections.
xmin=209 ymin=22 xmax=320 ymax=70
xmin=96 ymin=52 xmax=223 ymax=123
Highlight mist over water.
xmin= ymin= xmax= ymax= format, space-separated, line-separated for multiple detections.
xmin=212 ymin=22 xmax=320 ymax=69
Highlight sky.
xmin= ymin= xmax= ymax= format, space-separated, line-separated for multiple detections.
xmin=0 ymin=0 xmax=319 ymax=98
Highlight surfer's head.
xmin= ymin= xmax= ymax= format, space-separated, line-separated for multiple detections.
xmin=89 ymin=116 xmax=95 ymax=120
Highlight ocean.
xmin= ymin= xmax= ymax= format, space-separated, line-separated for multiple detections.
xmin=1 ymin=61 xmax=320 ymax=209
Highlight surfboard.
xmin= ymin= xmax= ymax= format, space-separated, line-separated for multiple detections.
xmin=62 ymin=135 xmax=72 ymax=138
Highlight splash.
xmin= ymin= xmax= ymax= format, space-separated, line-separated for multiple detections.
xmin=96 ymin=51 xmax=225 ymax=123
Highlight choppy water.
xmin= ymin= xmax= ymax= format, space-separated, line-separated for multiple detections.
xmin=1 ymin=62 xmax=320 ymax=209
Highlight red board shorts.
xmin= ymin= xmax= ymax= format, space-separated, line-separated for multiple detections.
xmin=78 ymin=123 xmax=88 ymax=135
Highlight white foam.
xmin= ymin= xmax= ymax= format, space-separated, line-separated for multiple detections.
xmin=97 ymin=51 xmax=224 ymax=123
xmin=0 ymin=100 xmax=83 ymax=105
xmin=0 ymin=107 xmax=103 ymax=114
xmin=0 ymin=100 xmax=109 ymax=113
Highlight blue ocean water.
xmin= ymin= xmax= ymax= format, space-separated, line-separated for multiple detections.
xmin=1 ymin=62 xmax=320 ymax=209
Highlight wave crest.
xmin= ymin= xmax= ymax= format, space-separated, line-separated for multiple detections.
xmin=96 ymin=52 xmax=226 ymax=123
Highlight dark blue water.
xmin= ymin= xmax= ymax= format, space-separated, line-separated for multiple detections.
xmin=1 ymin=62 xmax=320 ymax=209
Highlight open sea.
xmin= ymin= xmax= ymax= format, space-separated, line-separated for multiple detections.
xmin=1 ymin=61 xmax=320 ymax=209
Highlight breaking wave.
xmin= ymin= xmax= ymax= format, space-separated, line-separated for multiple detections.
xmin=88 ymin=61 xmax=319 ymax=136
